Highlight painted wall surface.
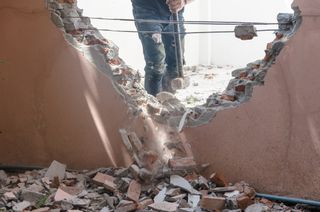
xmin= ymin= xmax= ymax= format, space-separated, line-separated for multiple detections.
xmin=77 ymin=0 xmax=293 ymax=70
xmin=185 ymin=0 xmax=320 ymax=199
xmin=1 ymin=0 xmax=320 ymax=200
xmin=0 ymin=0 xmax=134 ymax=169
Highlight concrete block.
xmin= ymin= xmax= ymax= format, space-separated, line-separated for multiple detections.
xmin=20 ymin=189 xmax=46 ymax=203
xmin=13 ymin=201 xmax=31 ymax=212
xmin=170 ymin=175 xmax=200 ymax=195
xmin=154 ymin=187 xmax=167 ymax=203
xmin=45 ymin=160 xmax=66 ymax=180
xmin=234 ymin=25 xmax=257 ymax=40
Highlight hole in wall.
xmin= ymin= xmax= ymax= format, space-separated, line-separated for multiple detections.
xmin=47 ymin=0 xmax=301 ymax=130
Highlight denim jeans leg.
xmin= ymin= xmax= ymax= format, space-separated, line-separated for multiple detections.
xmin=139 ymin=33 xmax=166 ymax=96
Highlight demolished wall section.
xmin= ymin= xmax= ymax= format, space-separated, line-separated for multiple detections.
xmin=185 ymin=0 xmax=320 ymax=199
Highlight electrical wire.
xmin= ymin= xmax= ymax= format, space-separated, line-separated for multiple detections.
xmin=84 ymin=27 xmax=277 ymax=35
xmin=66 ymin=16 xmax=281 ymax=26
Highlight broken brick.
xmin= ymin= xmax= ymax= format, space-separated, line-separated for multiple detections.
xmin=200 ymin=196 xmax=226 ymax=211
xmin=137 ymin=198 xmax=153 ymax=210
xmin=54 ymin=188 xmax=74 ymax=202
xmin=209 ymin=173 xmax=228 ymax=187
xmin=148 ymin=201 xmax=179 ymax=212
xmin=221 ymin=94 xmax=236 ymax=101
xmin=92 ymin=172 xmax=116 ymax=192
xmin=127 ymin=180 xmax=141 ymax=202
xmin=236 ymin=194 xmax=254 ymax=209
xmin=168 ymin=157 xmax=197 ymax=171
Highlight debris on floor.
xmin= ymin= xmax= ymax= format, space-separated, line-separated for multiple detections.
xmin=0 ymin=160 xmax=311 ymax=212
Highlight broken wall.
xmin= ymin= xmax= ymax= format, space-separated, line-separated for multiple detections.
xmin=1 ymin=0 xmax=320 ymax=200
xmin=185 ymin=0 xmax=320 ymax=199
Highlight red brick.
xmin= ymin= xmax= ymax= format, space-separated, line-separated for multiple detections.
xmin=200 ymin=196 xmax=225 ymax=211
xmin=236 ymin=194 xmax=253 ymax=209
xmin=93 ymin=172 xmax=116 ymax=192
xmin=127 ymin=180 xmax=141 ymax=202
xmin=209 ymin=173 xmax=228 ymax=187
xmin=168 ymin=157 xmax=196 ymax=171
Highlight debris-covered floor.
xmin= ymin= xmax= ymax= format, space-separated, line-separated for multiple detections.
xmin=0 ymin=160 xmax=315 ymax=212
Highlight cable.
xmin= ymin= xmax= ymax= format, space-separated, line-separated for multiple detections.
xmin=65 ymin=16 xmax=281 ymax=26
xmin=85 ymin=27 xmax=277 ymax=35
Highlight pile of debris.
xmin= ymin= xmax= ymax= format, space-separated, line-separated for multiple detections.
xmin=0 ymin=160 xmax=304 ymax=212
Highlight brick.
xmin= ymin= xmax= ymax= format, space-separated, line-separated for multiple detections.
xmin=128 ymin=132 xmax=143 ymax=152
xmin=168 ymin=157 xmax=197 ymax=171
xmin=127 ymin=180 xmax=141 ymax=202
xmin=209 ymin=173 xmax=228 ymax=187
xmin=148 ymin=201 xmax=179 ymax=212
xmin=244 ymin=186 xmax=256 ymax=199
xmin=200 ymin=196 xmax=226 ymax=211
xmin=115 ymin=200 xmax=137 ymax=212
xmin=236 ymin=194 xmax=253 ymax=210
xmin=92 ymin=172 xmax=116 ymax=192
xmin=212 ymin=186 xmax=237 ymax=193
xmin=221 ymin=94 xmax=236 ymax=102
xmin=235 ymin=84 xmax=246 ymax=92
xmin=45 ymin=160 xmax=66 ymax=180
xmin=137 ymin=198 xmax=153 ymax=210
xmin=54 ymin=188 xmax=74 ymax=202
xmin=60 ymin=185 xmax=83 ymax=196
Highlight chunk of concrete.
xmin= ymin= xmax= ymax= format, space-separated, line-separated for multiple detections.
xmin=154 ymin=187 xmax=167 ymax=203
xmin=45 ymin=160 xmax=66 ymax=180
xmin=13 ymin=201 xmax=31 ymax=212
xmin=148 ymin=201 xmax=179 ymax=212
xmin=245 ymin=203 xmax=267 ymax=212
xmin=170 ymin=175 xmax=200 ymax=195
xmin=21 ymin=189 xmax=46 ymax=203
xmin=234 ymin=25 xmax=257 ymax=40
xmin=188 ymin=194 xmax=200 ymax=208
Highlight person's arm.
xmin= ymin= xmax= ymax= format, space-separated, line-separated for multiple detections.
xmin=166 ymin=0 xmax=194 ymax=13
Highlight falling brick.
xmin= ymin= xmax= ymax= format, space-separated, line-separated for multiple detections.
xmin=168 ymin=157 xmax=197 ymax=171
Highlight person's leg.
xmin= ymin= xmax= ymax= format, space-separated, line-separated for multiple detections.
xmin=132 ymin=4 xmax=166 ymax=96
xmin=139 ymin=33 xmax=166 ymax=96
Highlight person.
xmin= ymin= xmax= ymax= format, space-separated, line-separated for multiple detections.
xmin=131 ymin=0 xmax=194 ymax=96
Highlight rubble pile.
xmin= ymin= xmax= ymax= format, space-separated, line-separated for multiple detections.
xmin=46 ymin=0 xmax=302 ymax=130
xmin=0 ymin=160 xmax=305 ymax=212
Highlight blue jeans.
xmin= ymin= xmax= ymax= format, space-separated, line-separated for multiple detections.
xmin=132 ymin=3 xmax=186 ymax=96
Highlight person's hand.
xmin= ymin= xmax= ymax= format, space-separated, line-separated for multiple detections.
xmin=166 ymin=0 xmax=186 ymax=13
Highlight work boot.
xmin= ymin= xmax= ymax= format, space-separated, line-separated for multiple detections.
xmin=144 ymin=73 xmax=162 ymax=96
